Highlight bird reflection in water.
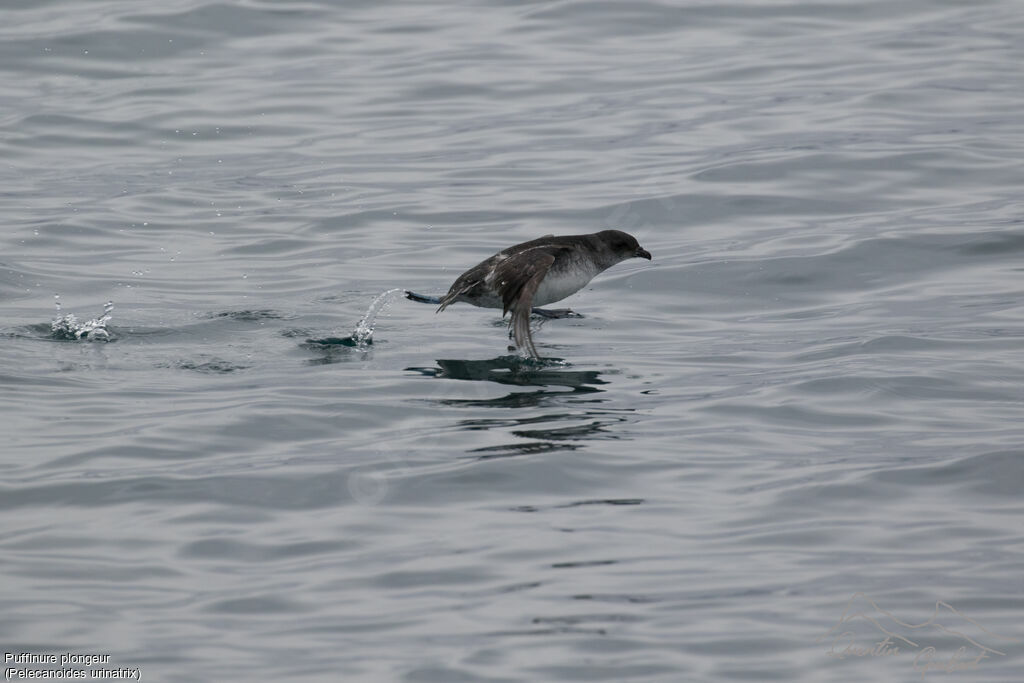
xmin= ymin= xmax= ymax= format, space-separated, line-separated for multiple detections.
xmin=405 ymin=356 xmax=628 ymax=458
xmin=406 ymin=355 xmax=608 ymax=408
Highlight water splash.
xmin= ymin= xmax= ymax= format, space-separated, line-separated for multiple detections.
xmin=306 ymin=288 xmax=404 ymax=349
xmin=51 ymin=299 xmax=115 ymax=341
xmin=351 ymin=288 xmax=404 ymax=346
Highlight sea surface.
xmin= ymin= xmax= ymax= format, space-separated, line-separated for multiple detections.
xmin=2 ymin=1 xmax=1023 ymax=681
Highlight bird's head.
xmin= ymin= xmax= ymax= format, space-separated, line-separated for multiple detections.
xmin=598 ymin=229 xmax=652 ymax=261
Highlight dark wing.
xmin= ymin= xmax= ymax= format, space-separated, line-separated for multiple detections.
xmin=491 ymin=248 xmax=556 ymax=358
xmin=435 ymin=235 xmax=558 ymax=314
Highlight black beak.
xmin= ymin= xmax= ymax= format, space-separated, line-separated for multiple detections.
xmin=635 ymin=247 xmax=652 ymax=260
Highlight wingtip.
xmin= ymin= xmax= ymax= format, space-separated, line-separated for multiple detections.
xmin=510 ymin=306 xmax=541 ymax=359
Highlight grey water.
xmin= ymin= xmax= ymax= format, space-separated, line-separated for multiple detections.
xmin=2 ymin=1 xmax=1023 ymax=681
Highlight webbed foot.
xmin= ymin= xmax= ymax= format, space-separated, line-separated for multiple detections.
xmin=405 ymin=291 xmax=442 ymax=305
xmin=531 ymin=307 xmax=582 ymax=319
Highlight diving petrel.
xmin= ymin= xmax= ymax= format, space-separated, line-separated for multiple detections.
xmin=406 ymin=230 xmax=652 ymax=358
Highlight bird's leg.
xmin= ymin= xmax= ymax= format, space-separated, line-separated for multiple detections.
xmin=405 ymin=291 xmax=442 ymax=305
xmin=531 ymin=307 xmax=583 ymax=319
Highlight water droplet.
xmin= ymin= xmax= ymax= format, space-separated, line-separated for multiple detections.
xmin=349 ymin=288 xmax=404 ymax=347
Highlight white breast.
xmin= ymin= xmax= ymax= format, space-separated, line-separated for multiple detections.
xmin=532 ymin=266 xmax=597 ymax=306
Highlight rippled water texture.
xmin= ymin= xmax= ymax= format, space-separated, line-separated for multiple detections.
xmin=2 ymin=1 xmax=1023 ymax=681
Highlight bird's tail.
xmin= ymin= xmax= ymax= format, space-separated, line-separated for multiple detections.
xmin=434 ymin=283 xmax=476 ymax=313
